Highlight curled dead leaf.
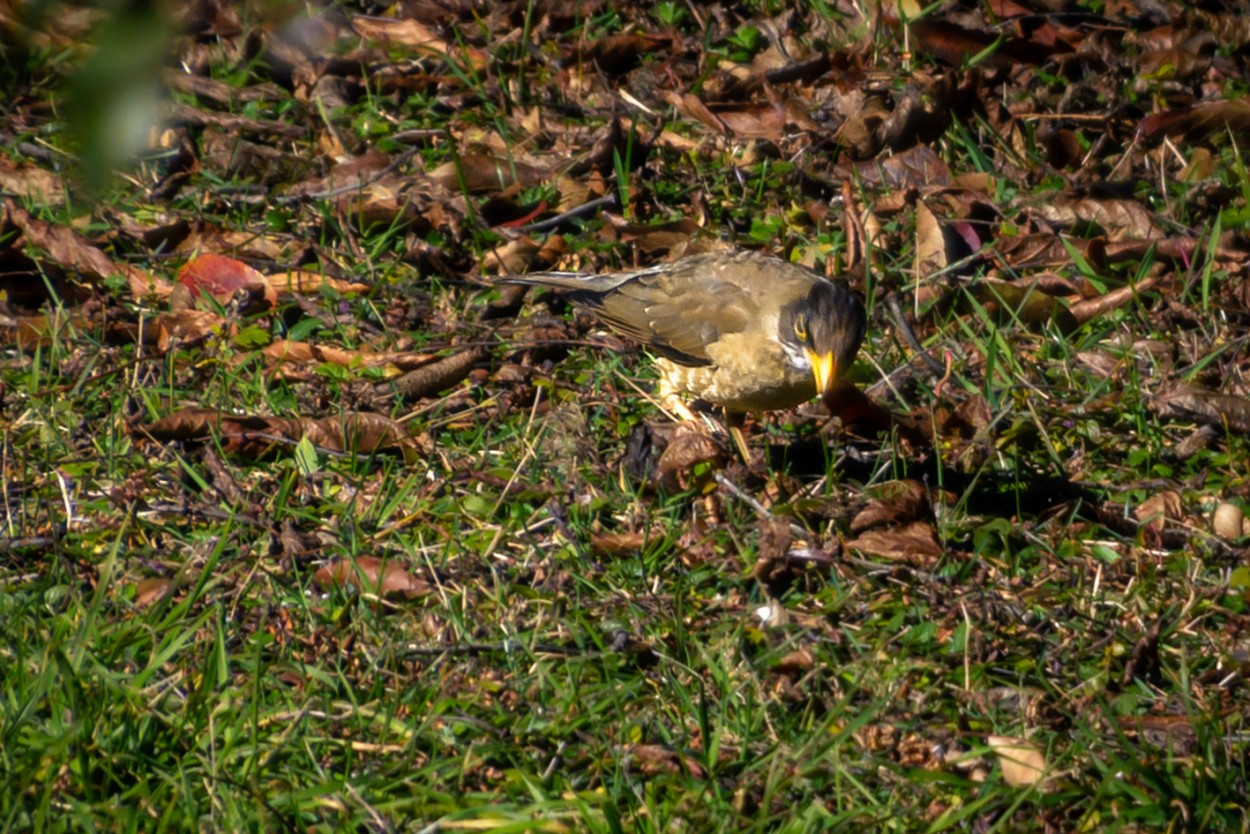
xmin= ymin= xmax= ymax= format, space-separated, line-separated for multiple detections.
xmin=267 ymin=271 xmax=370 ymax=295
xmin=0 ymin=154 xmax=66 ymax=206
xmin=851 ymin=480 xmax=931 ymax=533
xmin=132 ymin=577 xmax=171 ymax=608
xmin=136 ymin=409 xmax=427 ymax=461
xmin=914 ymin=201 xmax=947 ymax=280
xmin=772 ymin=648 xmax=814 ymax=681
xmin=624 ymin=744 xmax=706 ymax=779
xmin=963 ymin=281 xmax=1079 ymax=333
xmin=175 ymin=253 xmax=277 ymax=312
xmin=591 ymin=530 xmax=667 ymax=556
xmin=1134 ymin=491 xmax=1183 ymax=531
xmin=379 ymin=348 xmax=482 ymax=401
xmin=1151 ymin=382 xmax=1250 ymax=434
xmin=2 ymin=200 xmax=169 ymax=300
xmin=313 ymin=555 xmax=430 ymax=600
xmin=657 ymin=424 xmax=728 ymax=492
xmin=987 ymin=735 xmax=1049 ymax=790
xmin=262 ymin=340 xmax=437 ymax=373
xmin=845 ymin=520 xmax=943 ymax=566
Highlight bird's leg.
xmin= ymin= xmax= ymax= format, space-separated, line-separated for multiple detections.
xmin=724 ymin=410 xmax=751 ymax=463
xmin=661 ymin=392 xmax=699 ymax=423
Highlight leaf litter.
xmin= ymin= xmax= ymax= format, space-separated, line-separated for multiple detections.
xmin=3 ymin=0 xmax=1250 ymax=829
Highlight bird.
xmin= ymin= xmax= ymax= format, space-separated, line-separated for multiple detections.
xmin=503 ymin=249 xmax=866 ymax=424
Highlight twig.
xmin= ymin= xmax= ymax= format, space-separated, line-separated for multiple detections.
xmin=517 ymin=194 xmax=619 ymax=233
xmin=399 ymin=640 xmax=582 ymax=657
xmin=712 ymin=472 xmax=807 ymax=538
xmin=887 ymin=292 xmax=948 ymax=376
xmin=275 ymin=147 xmax=420 ymax=204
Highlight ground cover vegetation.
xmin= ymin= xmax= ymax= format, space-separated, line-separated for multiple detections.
xmin=2 ymin=0 xmax=1250 ymax=830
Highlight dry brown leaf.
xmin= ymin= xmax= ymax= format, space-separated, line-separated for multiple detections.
xmin=845 ymin=520 xmax=943 ymax=566
xmin=851 ymin=481 xmax=931 ymax=533
xmin=843 ymin=144 xmax=953 ymax=189
xmin=578 ymin=32 xmax=672 ymax=76
xmin=261 ymin=340 xmax=437 ymax=372
xmin=136 ymin=409 xmax=426 ymax=460
xmin=659 ymin=91 xmax=730 ymax=136
xmin=1134 ymin=491 xmax=1184 ymax=531
xmin=1068 ymin=274 xmax=1161 ymax=325
xmin=625 ymin=744 xmax=706 ymax=779
xmin=157 ymin=310 xmax=223 ymax=350
xmin=0 ymin=153 xmax=66 ymax=206
xmin=772 ymin=648 xmax=815 ymax=680
xmin=915 ymin=201 xmax=946 ymax=280
xmin=657 ymin=424 xmax=727 ymax=492
xmin=379 ymin=349 xmax=482 ymax=400
xmin=1031 ymin=198 xmax=1162 ymax=241
xmin=350 ymin=15 xmax=488 ymax=69
xmin=1139 ymin=98 xmax=1250 ymax=144
xmin=133 ymin=578 xmax=172 ymax=608
xmin=606 ymin=215 xmax=699 ymax=256
xmin=591 ymin=530 xmax=667 ymax=556
xmin=426 ymin=154 xmax=552 ymax=194
xmin=267 ymin=271 xmax=370 ymax=295
xmin=987 ymin=735 xmax=1049 ymax=789
xmin=1151 ymin=382 xmax=1250 ymax=434
xmin=835 ymin=95 xmax=891 ymax=158
xmin=174 ymin=253 xmax=277 ymax=312
xmin=2 ymin=200 xmax=171 ymax=300
xmin=313 ymin=555 xmax=430 ymax=599
xmin=481 ymin=238 xmax=542 ymax=274
xmin=284 ymin=149 xmax=391 ymax=200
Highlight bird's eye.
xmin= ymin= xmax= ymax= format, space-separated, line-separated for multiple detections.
xmin=793 ymin=315 xmax=808 ymax=342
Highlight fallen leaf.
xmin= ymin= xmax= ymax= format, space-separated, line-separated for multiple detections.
xmin=851 ymin=481 xmax=931 ymax=533
xmin=1139 ymin=98 xmax=1250 ymax=144
xmin=0 ymin=153 xmax=67 ymax=205
xmin=846 ymin=520 xmax=943 ymax=566
xmin=133 ymin=578 xmax=171 ymax=608
xmin=1151 ymin=382 xmax=1250 ymax=434
xmin=378 ymin=349 xmax=483 ymax=400
xmin=175 ymin=253 xmax=277 ymax=312
xmin=136 ymin=409 xmax=427 ymax=460
xmin=2 ymin=199 xmax=170 ymax=300
xmin=313 ymin=556 xmax=429 ymax=599
xmin=266 ymin=271 xmax=371 ymax=295
xmin=624 ymin=744 xmax=706 ymax=779
xmin=987 ymin=735 xmax=1049 ymax=789
xmin=915 ymin=201 xmax=947 ymax=279
xmin=1134 ymin=491 xmax=1183 ymax=531
xmin=657 ymin=423 xmax=727 ymax=492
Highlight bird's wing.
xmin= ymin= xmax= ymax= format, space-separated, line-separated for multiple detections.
xmin=505 ymin=252 xmax=811 ymax=366
xmin=594 ymin=265 xmax=755 ymax=366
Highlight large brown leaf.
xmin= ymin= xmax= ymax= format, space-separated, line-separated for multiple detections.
xmin=313 ymin=556 xmax=430 ymax=600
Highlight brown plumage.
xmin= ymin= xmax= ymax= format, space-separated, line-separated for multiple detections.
xmin=503 ymin=249 xmax=866 ymax=414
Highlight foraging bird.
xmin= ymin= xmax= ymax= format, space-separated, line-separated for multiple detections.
xmin=503 ymin=249 xmax=866 ymax=417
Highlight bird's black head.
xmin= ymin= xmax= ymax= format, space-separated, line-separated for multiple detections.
xmin=779 ymin=281 xmax=866 ymax=394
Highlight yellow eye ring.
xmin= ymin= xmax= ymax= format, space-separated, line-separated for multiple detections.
xmin=793 ymin=317 xmax=808 ymax=342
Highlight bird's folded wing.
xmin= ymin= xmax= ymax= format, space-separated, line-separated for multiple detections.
xmin=503 ymin=260 xmax=759 ymax=367
xmin=593 ymin=273 xmax=754 ymax=367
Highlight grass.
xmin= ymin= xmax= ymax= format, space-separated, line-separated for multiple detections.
xmin=4 ymin=0 xmax=1250 ymax=831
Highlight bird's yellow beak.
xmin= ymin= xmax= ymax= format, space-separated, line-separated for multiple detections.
xmin=807 ymin=350 xmax=836 ymax=395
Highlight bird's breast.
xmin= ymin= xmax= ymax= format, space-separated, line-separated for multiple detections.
xmin=657 ymin=327 xmax=815 ymax=412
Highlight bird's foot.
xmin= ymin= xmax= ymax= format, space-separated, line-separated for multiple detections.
xmin=661 ymin=393 xmax=700 ymax=423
